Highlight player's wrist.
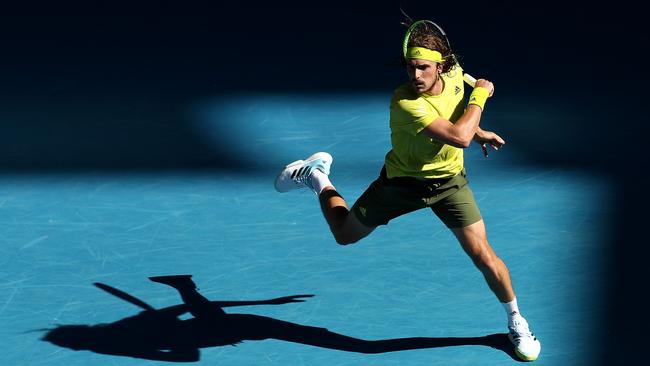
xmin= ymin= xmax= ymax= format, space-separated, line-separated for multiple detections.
xmin=468 ymin=87 xmax=490 ymax=110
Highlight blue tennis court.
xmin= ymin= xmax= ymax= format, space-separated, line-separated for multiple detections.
xmin=2 ymin=92 xmax=612 ymax=365
xmin=3 ymin=1 xmax=642 ymax=364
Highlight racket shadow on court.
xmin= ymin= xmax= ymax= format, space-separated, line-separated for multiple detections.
xmin=41 ymin=278 xmax=522 ymax=362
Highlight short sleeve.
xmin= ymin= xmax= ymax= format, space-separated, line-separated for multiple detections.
xmin=390 ymin=96 xmax=439 ymax=136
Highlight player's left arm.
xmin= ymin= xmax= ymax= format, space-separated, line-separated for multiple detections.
xmin=473 ymin=127 xmax=505 ymax=157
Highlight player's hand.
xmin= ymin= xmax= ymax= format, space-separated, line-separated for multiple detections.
xmin=473 ymin=129 xmax=505 ymax=157
xmin=267 ymin=294 xmax=314 ymax=304
xmin=474 ymin=79 xmax=494 ymax=97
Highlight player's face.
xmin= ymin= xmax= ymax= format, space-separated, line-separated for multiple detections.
xmin=406 ymin=59 xmax=441 ymax=94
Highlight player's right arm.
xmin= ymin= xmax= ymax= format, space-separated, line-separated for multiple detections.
xmin=420 ymin=107 xmax=482 ymax=148
xmin=420 ymin=79 xmax=494 ymax=148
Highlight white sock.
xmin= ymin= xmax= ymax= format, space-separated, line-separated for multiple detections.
xmin=502 ymin=298 xmax=520 ymax=324
xmin=310 ymin=169 xmax=334 ymax=195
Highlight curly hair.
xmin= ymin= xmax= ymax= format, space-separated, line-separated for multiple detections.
xmin=405 ymin=23 xmax=459 ymax=74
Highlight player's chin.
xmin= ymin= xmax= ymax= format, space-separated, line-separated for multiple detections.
xmin=412 ymin=83 xmax=426 ymax=93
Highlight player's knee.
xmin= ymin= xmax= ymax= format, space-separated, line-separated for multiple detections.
xmin=469 ymin=247 xmax=496 ymax=271
xmin=335 ymin=235 xmax=359 ymax=245
xmin=333 ymin=232 xmax=360 ymax=245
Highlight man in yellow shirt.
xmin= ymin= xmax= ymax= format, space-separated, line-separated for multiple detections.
xmin=274 ymin=24 xmax=540 ymax=361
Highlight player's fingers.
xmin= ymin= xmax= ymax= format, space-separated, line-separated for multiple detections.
xmin=490 ymin=134 xmax=504 ymax=146
xmin=481 ymin=143 xmax=488 ymax=157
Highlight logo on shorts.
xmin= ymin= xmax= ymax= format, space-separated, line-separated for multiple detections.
xmin=359 ymin=207 xmax=367 ymax=217
xmin=455 ymin=86 xmax=461 ymax=95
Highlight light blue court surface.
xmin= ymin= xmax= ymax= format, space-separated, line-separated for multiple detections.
xmin=2 ymin=93 xmax=611 ymax=365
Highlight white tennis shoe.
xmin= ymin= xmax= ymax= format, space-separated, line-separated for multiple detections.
xmin=274 ymin=152 xmax=333 ymax=193
xmin=508 ymin=312 xmax=541 ymax=361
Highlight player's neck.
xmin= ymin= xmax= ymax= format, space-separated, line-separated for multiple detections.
xmin=431 ymin=74 xmax=445 ymax=95
xmin=427 ymin=75 xmax=445 ymax=96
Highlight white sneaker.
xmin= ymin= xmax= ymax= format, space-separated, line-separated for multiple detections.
xmin=274 ymin=152 xmax=333 ymax=193
xmin=508 ymin=313 xmax=541 ymax=361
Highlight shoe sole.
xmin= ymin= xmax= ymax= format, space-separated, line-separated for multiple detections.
xmin=515 ymin=348 xmax=538 ymax=361
xmin=509 ymin=334 xmax=540 ymax=361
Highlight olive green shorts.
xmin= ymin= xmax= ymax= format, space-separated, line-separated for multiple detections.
xmin=351 ymin=167 xmax=482 ymax=229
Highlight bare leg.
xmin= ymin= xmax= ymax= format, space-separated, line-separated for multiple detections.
xmin=319 ymin=187 xmax=376 ymax=245
xmin=451 ymin=220 xmax=515 ymax=302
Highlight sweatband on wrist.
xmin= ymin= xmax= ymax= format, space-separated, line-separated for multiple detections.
xmin=468 ymin=87 xmax=490 ymax=110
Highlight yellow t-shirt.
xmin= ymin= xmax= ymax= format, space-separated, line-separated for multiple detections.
xmin=385 ymin=66 xmax=466 ymax=179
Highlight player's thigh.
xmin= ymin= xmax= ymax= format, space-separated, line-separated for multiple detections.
xmin=431 ymin=184 xmax=489 ymax=257
xmin=450 ymin=219 xmax=499 ymax=266
xmin=430 ymin=183 xmax=482 ymax=229
xmin=351 ymin=171 xmax=424 ymax=228
xmin=451 ymin=219 xmax=486 ymax=249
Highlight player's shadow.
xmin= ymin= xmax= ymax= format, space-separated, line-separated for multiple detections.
xmin=41 ymin=281 xmax=522 ymax=362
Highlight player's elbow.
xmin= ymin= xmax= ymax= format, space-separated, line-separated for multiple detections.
xmin=458 ymin=138 xmax=472 ymax=149
xmin=448 ymin=136 xmax=472 ymax=149
xmin=447 ymin=129 xmax=473 ymax=148
xmin=421 ymin=122 xmax=471 ymax=148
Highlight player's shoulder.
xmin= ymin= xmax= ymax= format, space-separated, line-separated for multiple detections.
xmin=390 ymin=84 xmax=431 ymax=117
xmin=392 ymin=83 xmax=418 ymax=100
xmin=392 ymin=84 xmax=423 ymax=108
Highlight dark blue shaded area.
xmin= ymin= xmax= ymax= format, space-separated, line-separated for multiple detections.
xmin=0 ymin=0 xmax=643 ymax=171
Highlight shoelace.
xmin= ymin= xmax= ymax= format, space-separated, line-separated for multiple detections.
xmin=509 ymin=317 xmax=533 ymax=340
xmin=292 ymin=165 xmax=314 ymax=189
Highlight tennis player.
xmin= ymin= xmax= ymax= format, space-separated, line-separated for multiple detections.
xmin=274 ymin=24 xmax=540 ymax=361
